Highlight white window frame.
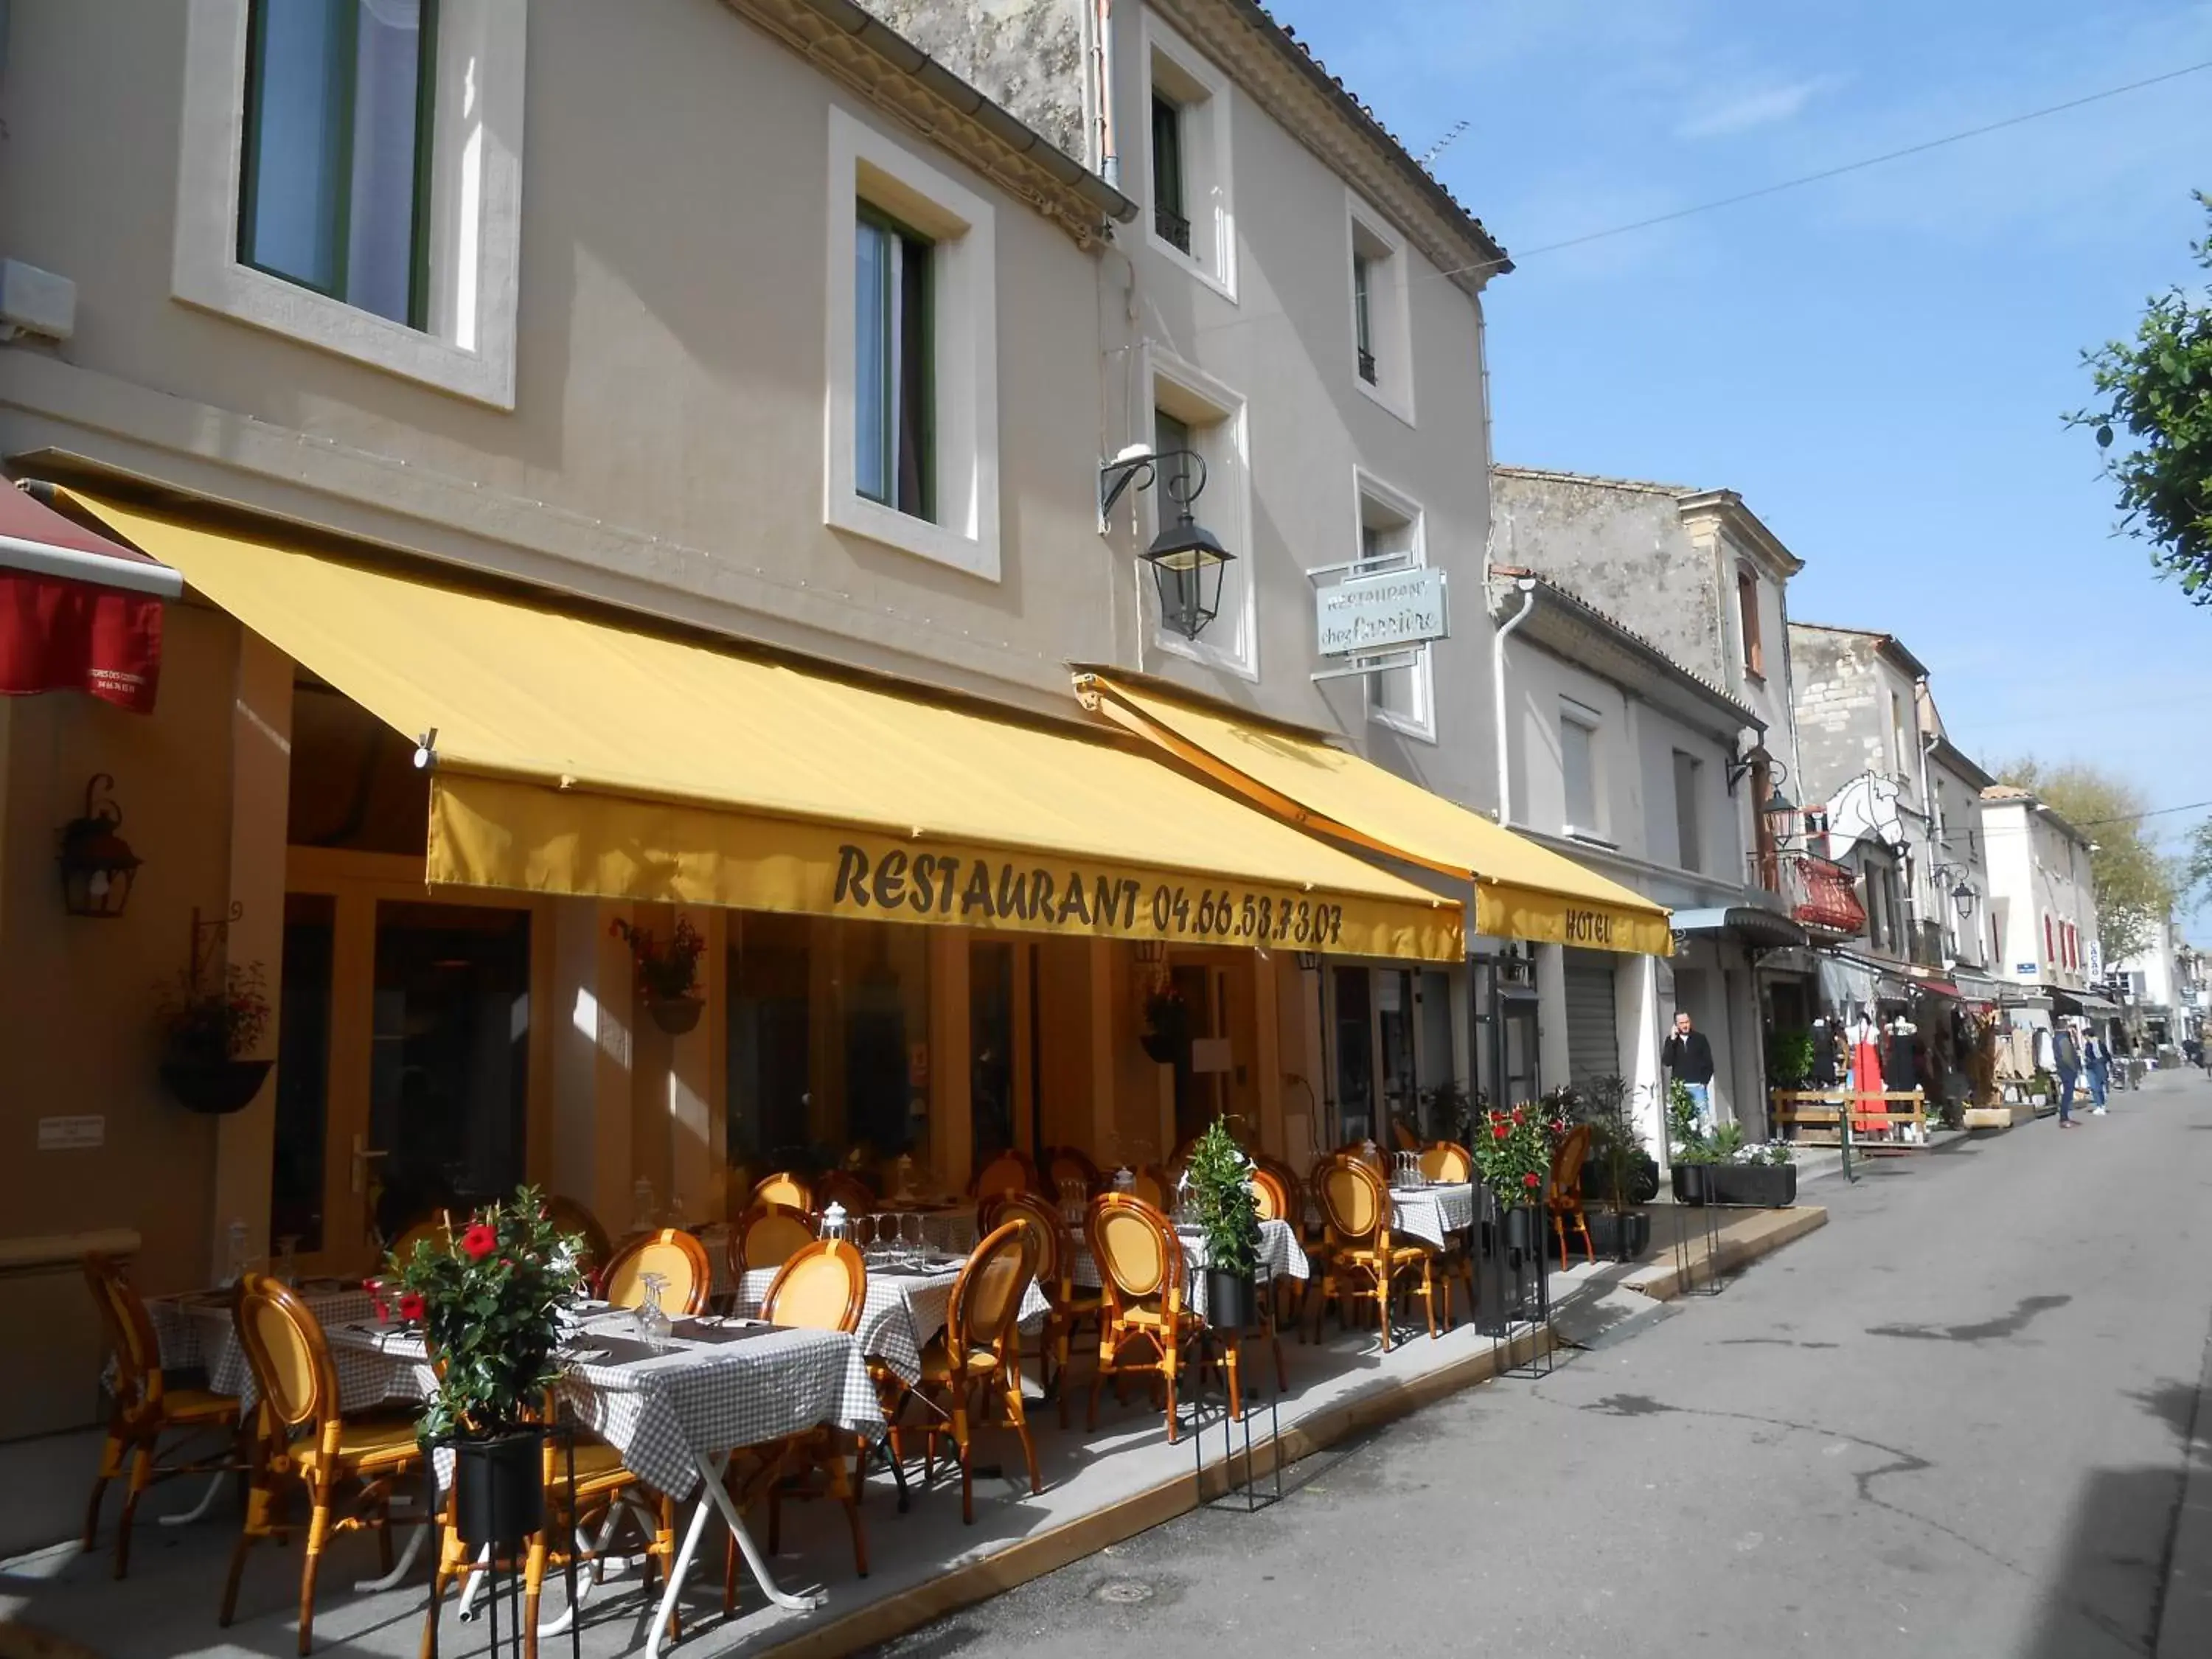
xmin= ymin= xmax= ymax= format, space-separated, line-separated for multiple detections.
xmin=1141 ymin=11 xmax=1238 ymax=303
xmin=823 ymin=107 xmax=1001 ymax=581
xmin=1353 ymin=467 xmax=1433 ymax=742
xmin=172 ymin=0 xmax=527 ymax=409
xmin=1559 ymin=697 xmax=1604 ymax=841
xmin=1346 ymin=192 xmax=1415 ymax=425
xmin=1144 ymin=344 xmax=1254 ymax=677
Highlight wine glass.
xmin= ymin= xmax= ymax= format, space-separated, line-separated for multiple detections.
xmin=900 ymin=1212 xmax=925 ymax=1267
xmin=633 ymin=1271 xmax=672 ymax=1353
xmin=276 ymin=1234 xmax=301 ymax=1286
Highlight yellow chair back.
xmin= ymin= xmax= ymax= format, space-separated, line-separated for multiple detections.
xmin=762 ymin=1240 xmax=867 ymax=1333
xmin=948 ymin=1220 xmax=1037 ymax=1371
xmin=234 ymin=1274 xmax=339 ymax=1434
xmin=749 ymin=1172 xmax=814 ymax=1213
xmin=1317 ymin=1155 xmax=1387 ymax=1244
xmin=1419 ymin=1142 xmax=1472 ymax=1183
xmin=602 ymin=1228 xmax=711 ymax=1315
xmin=739 ymin=1204 xmax=817 ymax=1271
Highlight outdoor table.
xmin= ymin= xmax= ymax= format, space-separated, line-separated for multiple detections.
xmin=1387 ymin=1182 xmax=1476 ymax=1251
xmin=727 ymin=1256 xmax=1049 ymax=1383
xmin=147 ymin=1281 xmax=414 ymax=1413
xmin=702 ymin=1208 xmax=980 ymax=1296
xmin=333 ymin=1312 xmax=878 ymax=1655
xmin=1070 ymin=1217 xmax=1309 ymax=1318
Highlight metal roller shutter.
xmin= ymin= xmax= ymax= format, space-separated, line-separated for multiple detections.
xmin=1562 ymin=949 xmax=1620 ymax=1087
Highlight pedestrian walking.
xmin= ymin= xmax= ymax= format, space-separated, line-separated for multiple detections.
xmin=1662 ymin=1010 xmax=1717 ymax=1132
xmin=2084 ymin=1029 xmax=2111 ymax=1115
xmin=2110 ymin=1026 xmax=2133 ymax=1090
xmin=2052 ymin=1020 xmax=2082 ymax=1128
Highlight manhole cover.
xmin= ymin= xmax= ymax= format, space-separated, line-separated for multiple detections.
xmin=1094 ymin=1579 xmax=1154 ymax=1604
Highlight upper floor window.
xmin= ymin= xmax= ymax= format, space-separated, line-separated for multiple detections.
xmin=1890 ymin=689 xmax=1910 ymax=777
xmin=174 ymin=0 xmax=526 ymax=406
xmin=1560 ymin=701 xmax=1601 ymax=838
xmin=1356 ymin=471 xmax=1431 ymax=742
xmin=1145 ymin=347 xmax=1253 ymax=675
xmin=240 ymin=0 xmax=437 ymax=330
xmin=1143 ymin=14 xmax=1237 ymax=301
xmin=1352 ymin=254 xmax=1375 ymax=383
xmin=2045 ymin=914 xmax=2056 ymax=962
xmin=855 ymin=206 xmax=935 ymax=524
xmin=824 ymin=109 xmax=1001 ymax=580
xmin=1346 ymin=194 xmax=1413 ymax=423
xmin=1673 ymin=750 xmax=1703 ymax=872
xmin=1736 ymin=566 xmax=1764 ymax=680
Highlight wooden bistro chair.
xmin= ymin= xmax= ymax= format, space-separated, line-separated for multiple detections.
xmin=80 ymin=1254 xmax=242 ymax=1579
xmin=223 ymin=1275 xmax=422 ymax=1655
xmin=987 ymin=1190 xmax=1103 ymax=1424
xmin=1085 ymin=1195 xmax=1206 ymax=1444
xmin=601 ymin=1228 xmax=712 ymax=1316
xmin=1312 ymin=1154 xmax=1439 ymax=1352
xmin=1127 ymin=1164 xmax=1172 ymax=1212
xmin=748 ymin=1171 xmax=815 ymax=1214
xmin=1046 ymin=1146 xmax=1102 ymax=1196
xmin=1548 ymin=1124 xmax=1596 ymax=1271
xmin=905 ymin=1220 xmax=1043 ymax=1524
xmin=970 ymin=1149 xmax=1040 ymax=1205
xmin=1246 ymin=1166 xmax=1306 ymax=1333
xmin=815 ymin=1170 xmax=877 ymax=1220
xmin=386 ymin=1213 xmax=453 ymax=1270
xmin=1416 ymin=1143 xmax=1478 ymax=1325
xmin=722 ymin=1238 xmax=871 ymax=1611
xmin=734 ymin=1203 xmax=817 ymax=1283
xmin=1419 ymin=1141 xmax=1473 ymax=1183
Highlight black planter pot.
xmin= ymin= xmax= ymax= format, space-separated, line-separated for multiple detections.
xmin=160 ymin=1057 xmax=274 ymax=1116
xmin=1628 ymin=1154 xmax=1661 ymax=1204
xmin=1585 ymin=1210 xmax=1652 ymax=1262
xmin=1138 ymin=1031 xmax=1188 ymax=1065
xmin=1671 ymin=1164 xmax=1798 ymax=1208
xmin=646 ymin=993 xmax=703 ymax=1035
xmin=1669 ymin=1163 xmax=1710 ymax=1205
xmin=1203 ymin=1269 xmax=1257 ymax=1332
xmin=452 ymin=1427 xmax=547 ymax=1548
xmin=1501 ymin=1203 xmax=1543 ymax=1254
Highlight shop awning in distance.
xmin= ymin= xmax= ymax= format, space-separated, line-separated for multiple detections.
xmin=1078 ymin=674 xmax=1672 ymax=957
xmin=71 ymin=493 xmax=1461 ymax=964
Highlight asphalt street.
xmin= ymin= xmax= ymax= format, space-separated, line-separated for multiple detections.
xmin=872 ymin=1066 xmax=2212 ymax=1659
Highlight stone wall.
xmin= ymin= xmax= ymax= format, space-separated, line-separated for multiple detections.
xmin=861 ymin=0 xmax=1092 ymax=163
xmin=1788 ymin=627 xmax=1887 ymax=803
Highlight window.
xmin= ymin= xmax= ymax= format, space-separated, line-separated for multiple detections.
xmin=854 ymin=206 xmax=934 ymax=523
xmin=1890 ymin=689 xmax=1910 ymax=777
xmin=238 ymin=0 xmax=437 ymax=329
xmin=1352 ymin=254 xmax=1376 ymax=383
xmin=1346 ymin=194 xmax=1414 ymax=422
xmin=174 ymin=0 xmax=525 ymax=406
xmin=824 ymin=109 xmax=1001 ymax=579
xmin=1356 ymin=470 xmax=1432 ymax=741
xmin=1151 ymin=95 xmax=1189 ymax=254
xmin=1673 ymin=751 xmax=1703 ymax=872
xmin=1560 ymin=703 xmax=1600 ymax=836
xmin=1144 ymin=347 xmax=1253 ymax=674
xmin=2045 ymin=914 xmax=2055 ymax=963
xmin=1143 ymin=14 xmax=1237 ymax=299
xmin=1736 ymin=567 xmax=1764 ymax=679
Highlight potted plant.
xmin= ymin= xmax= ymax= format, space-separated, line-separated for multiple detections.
xmin=1470 ymin=1105 xmax=1550 ymax=1253
xmin=1579 ymin=1075 xmax=1652 ymax=1261
xmin=612 ymin=914 xmax=707 ymax=1034
xmin=1671 ymin=1124 xmax=1798 ymax=1208
xmin=1767 ymin=1026 xmax=1816 ymax=1091
xmin=1139 ymin=982 xmax=1192 ymax=1066
xmin=385 ymin=1188 xmax=587 ymax=1549
xmin=155 ymin=959 xmax=274 ymax=1114
xmin=1184 ymin=1116 xmax=1262 ymax=1331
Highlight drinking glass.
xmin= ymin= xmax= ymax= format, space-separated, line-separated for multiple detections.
xmin=633 ymin=1272 xmax=672 ymax=1354
xmin=900 ymin=1212 xmax=925 ymax=1266
xmin=869 ymin=1214 xmax=894 ymax=1262
xmin=276 ymin=1234 xmax=301 ymax=1286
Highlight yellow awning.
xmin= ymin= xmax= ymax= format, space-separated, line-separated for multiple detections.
xmin=1080 ymin=675 xmax=1671 ymax=956
xmin=76 ymin=495 xmax=1461 ymax=962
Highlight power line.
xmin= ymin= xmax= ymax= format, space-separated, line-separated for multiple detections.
xmin=2066 ymin=799 xmax=2212 ymax=830
xmin=1189 ymin=56 xmax=2212 ymax=340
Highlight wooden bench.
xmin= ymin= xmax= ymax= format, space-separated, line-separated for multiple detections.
xmin=1770 ymin=1090 xmax=1931 ymax=1180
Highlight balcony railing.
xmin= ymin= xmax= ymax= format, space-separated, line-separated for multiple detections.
xmin=1154 ymin=204 xmax=1191 ymax=254
xmin=1908 ymin=919 xmax=1947 ymax=970
xmin=1357 ymin=348 xmax=1377 ymax=385
xmin=1783 ymin=853 xmax=1866 ymax=938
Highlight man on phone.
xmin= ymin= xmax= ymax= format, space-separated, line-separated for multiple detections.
xmin=1662 ymin=1010 xmax=1717 ymax=1132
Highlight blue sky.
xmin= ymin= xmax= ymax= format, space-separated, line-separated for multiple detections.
xmin=1265 ymin=0 xmax=2212 ymax=938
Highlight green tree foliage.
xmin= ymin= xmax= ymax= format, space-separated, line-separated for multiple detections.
xmin=2184 ymin=818 xmax=2212 ymax=912
xmin=2068 ymin=193 xmax=2212 ymax=602
xmin=1996 ymin=758 xmax=2177 ymax=967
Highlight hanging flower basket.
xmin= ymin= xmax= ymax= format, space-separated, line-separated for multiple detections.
xmin=1140 ymin=983 xmax=1192 ymax=1065
xmin=613 ymin=915 xmax=706 ymax=1036
xmin=646 ymin=993 xmax=704 ymax=1036
xmin=159 ymin=1057 xmax=274 ymax=1116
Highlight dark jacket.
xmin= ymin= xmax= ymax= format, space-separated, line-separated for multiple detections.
xmin=1662 ymin=1029 xmax=1716 ymax=1084
xmin=2051 ymin=1029 xmax=2081 ymax=1074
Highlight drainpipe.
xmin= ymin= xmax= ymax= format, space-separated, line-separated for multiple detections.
xmin=1093 ymin=0 xmax=1119 ymax=189
xmin=1491 ymin=577 xmax=1537 ymax=825
xmin=1912 ymin=674 xmax=1936 ymax=951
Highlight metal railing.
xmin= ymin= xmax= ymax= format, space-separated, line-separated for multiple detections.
xmin=1155 ymin=204 xmax=1192 ymax=254
xmin=1357 ymin=348 xmax=1377 ymax=384
xmin=1781 ymin=852 xmax=1866 ymax=938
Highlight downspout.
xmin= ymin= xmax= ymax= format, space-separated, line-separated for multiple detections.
xmin=1094 ymin=0 xmax=1119 ymax=189
xmin=1491 ymin=577 xmax=1537 ymax=825
xmin=1912 ymin=673 xmax=1936 ymax=952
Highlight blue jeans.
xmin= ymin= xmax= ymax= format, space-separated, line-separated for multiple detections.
xmin=2087 ymin=1064 xmax=2109 ymax=1107
xmin=2058 ymin=1068 xmax=2078 ymax=1124
xmin=1683 ymin=1080 xmax=1713 ymax=1130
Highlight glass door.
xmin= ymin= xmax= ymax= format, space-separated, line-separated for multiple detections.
xmin=1499 ymin=991 xmax=1540 ymax=1110
xmin=970 ymin=942 xmax=1016 ymax=1166
xmin=1332 ymin=965 xmax=1374 ymax=1148
xmin=1377 ymin=969 xmax=1415 ymax=1147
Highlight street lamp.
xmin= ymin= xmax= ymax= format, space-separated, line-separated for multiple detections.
xmin=1101 ymin=445 xmax=1235 ymax=641
xmin=1950 ymin=880 xmax=1977 ymax=919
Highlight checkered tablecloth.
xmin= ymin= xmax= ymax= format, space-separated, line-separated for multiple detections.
xmin=728 ymin=1259 xmax=1051 ymax=1383
xmin=147 ymin=1287 xmax=422 ymax=1413
xmin=1389 ymin=1183 xmax=1477 ymax=1250
xmin=1070 ymin=1218 xmax=1307 ymax=1318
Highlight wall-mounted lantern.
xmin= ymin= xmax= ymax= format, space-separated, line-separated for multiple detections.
xmin=57 ymin=773 xmax=141 ymax=919
xmin=1100 ymin=445 xmax=1235 ymax=641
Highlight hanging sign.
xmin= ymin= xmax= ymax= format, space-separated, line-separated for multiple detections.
xmin=1315 ymin=567 xmax=1448 ymax=657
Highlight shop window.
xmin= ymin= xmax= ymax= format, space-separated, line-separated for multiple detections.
xmin=970 ymin=942 xmax=1017 ymax=1164
xmin=175 ymin=0 xmax=526 ymax=406
xmin=1143 ymin=13 xmax=1237 ymax=299
xmin=726 ymin=916 xmax=813 ymax=1168
xmin=1331 ymin=965 xmax=1374 ymax=1147
xmin=271 ymin=893 xmax=338 ymax=1255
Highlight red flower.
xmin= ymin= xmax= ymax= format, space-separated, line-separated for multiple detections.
xmin=1511 ymin=1107 xmax=1526 ymax=1125
xmin=397 ymin=1291 xmax=426 ymax=1321
xmin=1491 ymin=1121 xmax=1512 ymax=1141
xmin=459 ymin=1223 xmax=498 ymax=1260
xmin=1523 ymin=1172 xmax=1542 ymax=1189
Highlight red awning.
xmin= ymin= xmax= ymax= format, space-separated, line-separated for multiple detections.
xmin=0 ymin=484 xmax=178 ymax=714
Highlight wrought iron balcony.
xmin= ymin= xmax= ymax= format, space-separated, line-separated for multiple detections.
xmin=1357 ymin=348 xmax=1377 ymax=385
xmin=1155 ymin=204 xmax=1191 ymax=254
xmin=1783 ymin=852 xmax=1866 ymax=939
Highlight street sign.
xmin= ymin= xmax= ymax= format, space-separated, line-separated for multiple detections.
xmin=1315 ymin=566 xmax=1448 ymax=658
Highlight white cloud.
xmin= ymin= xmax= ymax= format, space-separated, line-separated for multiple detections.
xmin=1678 ymin=77 xmax=1833 ymax=139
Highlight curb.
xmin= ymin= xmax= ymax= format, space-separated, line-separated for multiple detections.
xmin=759 ymin=1325 xmax=1554 ymax=1658
xmin=1620 ymin=1206 xmax=1829 ymax=1302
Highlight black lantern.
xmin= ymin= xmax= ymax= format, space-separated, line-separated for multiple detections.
xmin=1100 ymin=445 xmax=1234 ymax=642
xmin=1951 ymin=880 xmax=1978 ymax=919
xmin=57 ymin=774 xmax=141 ymax=919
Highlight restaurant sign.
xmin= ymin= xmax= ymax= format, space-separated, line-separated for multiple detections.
xmin=1315 ymin=567 xmax=1448 ymax=658
xmin=428 ymin=774 xmax=1464 ymax=964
